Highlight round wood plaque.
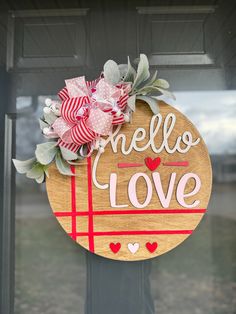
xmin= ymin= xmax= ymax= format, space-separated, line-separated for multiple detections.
xmin=46 ymin=101 xmax=212 ymax=261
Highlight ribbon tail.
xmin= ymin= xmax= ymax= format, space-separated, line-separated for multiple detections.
xmin=71 ymin=119 xmax=97 ymax=146
xmin=117 ymin=93 xmax=129 ymax=110
xmin=57 ymin=139 xmax=80 ymax=153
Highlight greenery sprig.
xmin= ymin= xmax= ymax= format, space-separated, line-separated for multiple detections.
xmin=13 ymin=54 xmax=174 ymax=183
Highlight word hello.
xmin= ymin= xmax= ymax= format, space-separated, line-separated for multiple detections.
xmin=110 ymin=112 xmax=200 ymax=155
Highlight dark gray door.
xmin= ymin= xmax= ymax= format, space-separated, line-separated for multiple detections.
xmin=1 ymin=1 xmax=236 ymax=314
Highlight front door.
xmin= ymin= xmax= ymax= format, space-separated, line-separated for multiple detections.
xmin=1 ymin=1 xmax=236 ymax=314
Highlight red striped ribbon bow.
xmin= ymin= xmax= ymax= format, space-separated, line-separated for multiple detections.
xmin=53 ymin=76 xmax=130 ymax=153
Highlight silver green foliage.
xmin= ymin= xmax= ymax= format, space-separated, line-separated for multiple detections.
xmin=13 ymin=54 xmax=175 ymax=183
xmin=60 ymin=146 xmax=78 ymax=161
xmin=123 ymin=57 xmax=136 ymax=82
xmin=38 ymin=118 xmax=49 ymax=130
xmin=120 ymin=55 xmax=174 ymax=112
xmin=13 ymin=140 xmax=79 ymax=182
xmin=103 ymin=60 xmax=121 ymax=85
xmin=103 ymin=54 xmax=174 ymax=110
xmin=55 ymin=152 xmax=75 ymax=176
xmin=43 ymin=110 xmax=58 ymax=125
xmin=12 ymin=157 xmax=36 ymax=174
xmin=132 ymin=54 xmax=150 ymax=90
xmin=136 ymin=95 xmax=159 ymax=115
xmin=13 ymin=157 xmax=48 ymax=183
xmin=26 ymin=163 xmax=46 ymax=183
xmin=35 ymin=142 xmax=58 ymax=165
xmin=127 ymin=94 xmax=137 ymax=112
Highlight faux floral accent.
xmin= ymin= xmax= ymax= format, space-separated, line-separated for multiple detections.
xmin=13 ymin=54 xmax=174 ymax=183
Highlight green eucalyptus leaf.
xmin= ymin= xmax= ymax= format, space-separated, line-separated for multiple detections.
xmin=36 ymin=173 xmax=45 ymax=184
xmin=44 ymin=111 xmax=58 ymax=125
xmin=133 ymin=57 xmax=140 ymax=65
xmin=104 ymin=60 xmax=120 ymax=85
xmin=136 ymin=85 xmax=157 ymax=95
xmin=154 ymin=87 xmax=176 ymax=100
xmin=127 ymin=94 xmax=136 ymax=111
xmin=26 ymin=163 xmax=44 ymax=179
xmin=55 ymin=152 xmax=75 ymax=176
xmin=132 ymin=54 xmax=150 ymax=90
xmin=123 ymin=56 xmax=136 ymax=82
xmin=75 ymin=154 xmax=85 ymax=161
xmin=136 ymin=96 xmax=159 ymax=115
xmin=39 ymin=118 xmax=49 ymax=130
xmin=137 ymin=85 xmax=175 ymax=100
xmin=44 ymin=166 xmax=50 ymax=178
xmin=131 ymin=70 xmax=157 ymax=92
xmin=60 ymin=146 xmax=78 ymax=161
xmin=79 ymin=144 xmax=89 ymax=158
xmin=35 ymin=142 xmax=58 ymax=165
xmin=12 ymin=157 xmax=36 ymax=174
xmin=147 ymin=70 xmax=158 ymax=86
xmin=153 ymin=78 xmax=170 ymax=89
xmin=118 ymin=64 xmax=128 ymax=78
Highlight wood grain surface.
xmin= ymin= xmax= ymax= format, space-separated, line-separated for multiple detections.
xmin=46 ymin=101 xmax=212 ymax=261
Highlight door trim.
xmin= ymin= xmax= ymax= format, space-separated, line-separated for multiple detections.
xmin=1 ymin=114 xmax=16 ymax=314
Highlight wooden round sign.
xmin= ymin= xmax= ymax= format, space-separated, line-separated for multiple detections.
xmin=46 ymin=101 xmax=212 ymax=261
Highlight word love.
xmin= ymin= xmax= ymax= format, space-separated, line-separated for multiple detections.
xmin=110 ymin=172 xmax=201 ymax=209
xmin=92 ymin=113 xmax=200 ymax=189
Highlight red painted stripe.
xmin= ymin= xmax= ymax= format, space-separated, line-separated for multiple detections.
xmin=163 ymin=161 xmax=189 ymax=167
xmin=118 ymin=163 xmax=144 ymax=168
xmin=70 ymin=165 xmax=77 ymax=240
xmin=87 ymin=156 xmax=94 ymax=252
xmin=55 ymin=211 xmax=82 ymax=217
xmin=68 ymin=230 xmax=193 ymax=237
xmin=54 ymin=208 xmax=206 ymax=217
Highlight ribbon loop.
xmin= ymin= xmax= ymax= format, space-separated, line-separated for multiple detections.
xmin=71 ymin=119 xmax=97 ymax=146
xmin=87 ymin=108 xmax=113 ymax=136
xmin=54 ymin=76 xmax=130 ymax=153
xmin=61 ymin=96 xmax=90 ymax=124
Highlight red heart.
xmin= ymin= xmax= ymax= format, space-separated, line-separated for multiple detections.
xmin=109 ymin=242 xmax=121 ymax=254
xmin=145 ymin=157 xmax=161 ymax=171
xmin=146 ymin=242 xmax=158 ymax=253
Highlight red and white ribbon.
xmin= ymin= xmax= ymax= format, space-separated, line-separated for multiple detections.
xmin=53 ymin=76 xmax=130 ymax=153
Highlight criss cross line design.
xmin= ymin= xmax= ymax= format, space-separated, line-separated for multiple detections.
xmin=55 ymin=161 xmax=206 ymax=253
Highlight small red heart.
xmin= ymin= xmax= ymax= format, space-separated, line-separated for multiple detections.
xmin=145 ymin=157 xmax=161 ymax=171
xmin=109 ymin=242 xmax=121 ymax=254
xmin=146 ymin=242 xmax=158 ymax=253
